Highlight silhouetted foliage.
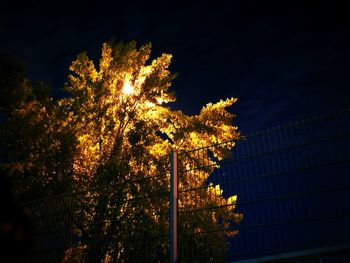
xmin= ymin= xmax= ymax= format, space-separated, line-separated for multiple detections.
xmin=0 ymin=174 xmax=33 ymax=262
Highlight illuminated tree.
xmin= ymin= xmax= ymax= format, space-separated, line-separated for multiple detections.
xmin=1 ymin=42 xmax=242 ymax=262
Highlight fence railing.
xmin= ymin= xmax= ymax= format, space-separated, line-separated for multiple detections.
xmin=21 ymin=172 xmax=171 ymax=263
xmin=168 ymin=108 xmax=350 ymax=262
xmin=20 ymin=108 xmax=350 ymax=262
xmin=214 ymin=109 xmax=350 ymax=261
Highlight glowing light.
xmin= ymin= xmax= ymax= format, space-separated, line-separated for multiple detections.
xmin=122 ymin=81 xmax=135 ymax=95
xmin=145 ymin=101 xmax=155 ymax=108
xmin=156 ymin=97 xmax=164 ymax=104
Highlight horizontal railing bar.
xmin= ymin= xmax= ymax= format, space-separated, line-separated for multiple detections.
xmin=179 ymin=132 xmax=350 ymax=173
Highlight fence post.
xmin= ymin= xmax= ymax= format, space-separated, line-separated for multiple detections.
xmin=170 ymin=151 xmax=178 ymax=263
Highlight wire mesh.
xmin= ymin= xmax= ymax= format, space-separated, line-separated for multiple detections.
xmin=222 ymin=109 xmax=350 ymax=261
xmin=19 ymin=108 xmax=350 ymax=262
xmin=20 ymin=172 xmax=171 ymax=263
xmin=176 ymin=109 xmax=350 ymax=262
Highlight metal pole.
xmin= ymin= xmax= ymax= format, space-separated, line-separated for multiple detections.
xmin=170 ymin=151 xmax=178 ymax=263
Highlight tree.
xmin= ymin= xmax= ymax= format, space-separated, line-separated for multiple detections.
xmin=0 ymin=55 xmax=74 ymax=199
xmin=1 ymin=42 xmax=242 ymax=262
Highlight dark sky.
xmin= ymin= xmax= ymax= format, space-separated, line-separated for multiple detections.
xmin=1 ymin=0 xmax=349 ymax=133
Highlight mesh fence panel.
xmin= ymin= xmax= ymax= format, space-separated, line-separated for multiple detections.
xmin=19 ymin=109 xmax=350 ymax=262
xmin=21 ymin=174 xmax=170 ymax=263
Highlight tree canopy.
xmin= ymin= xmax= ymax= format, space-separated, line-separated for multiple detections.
xmin=0 ymin=41 xmax=242 ymax=262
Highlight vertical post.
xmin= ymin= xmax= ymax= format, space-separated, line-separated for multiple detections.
xmin=170 ymin=151 xmax=178 ymax=263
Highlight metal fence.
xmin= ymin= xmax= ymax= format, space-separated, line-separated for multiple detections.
xmin=210 ymin=109 xmax=350 ymax=262
xmin=21 ymin=173 xmax=171 ymax=263
xmin=20 ymin=109 xmax=350 ymax=262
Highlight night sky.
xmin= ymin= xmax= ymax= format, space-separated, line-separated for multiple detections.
xmin=1 ymin=0 xmax=349 ymax=133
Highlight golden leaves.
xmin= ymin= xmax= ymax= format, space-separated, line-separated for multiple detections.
xmin=7 ymin=40 xmax=243 ymax=259
xmin=99 ymin=42 xmax=113 ymax=74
